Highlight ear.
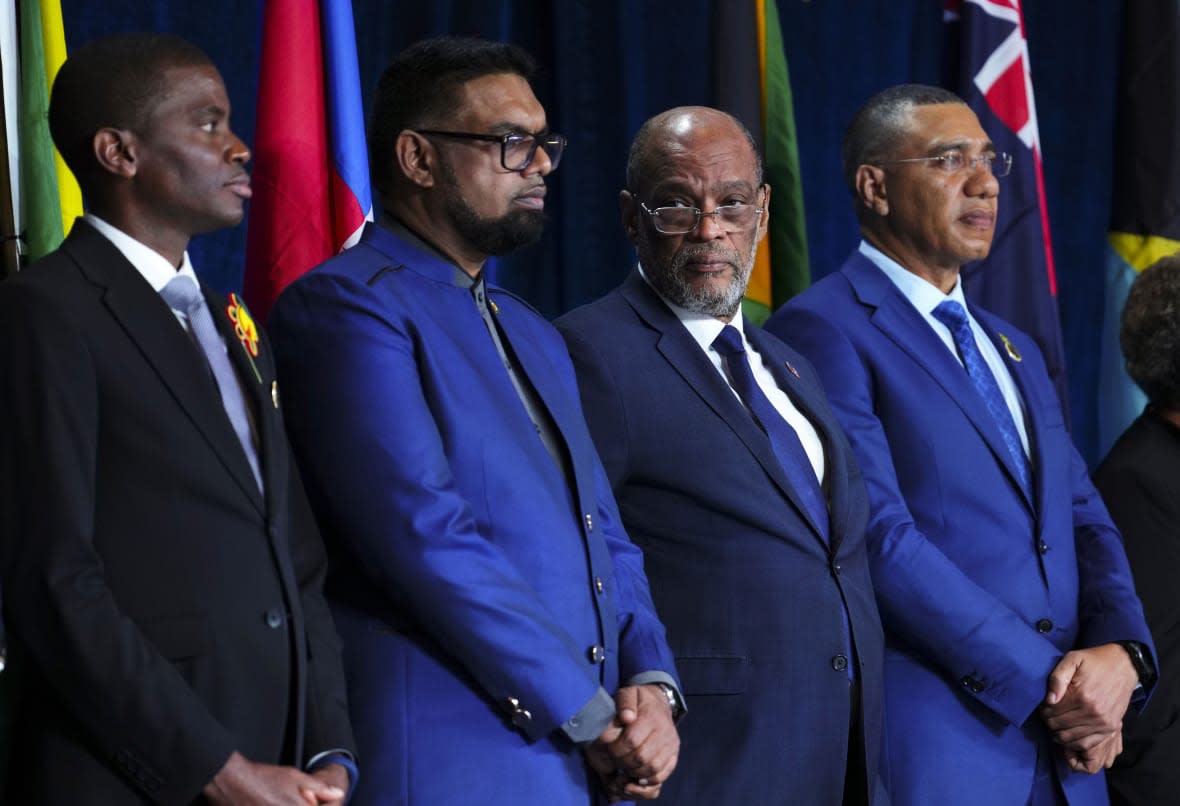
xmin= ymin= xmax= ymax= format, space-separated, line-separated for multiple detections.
xmin=92 ymin=128 xmax=137 ymax=179
xmin=395 ymin=130 xmax=436 ymax=189
xmin=855 ymin=164 xmax=889 ymax=217
xmin=620 ymin=189 xmax=639 ymax=244
xmin=754 ymin=184 xmax=772 ymax=245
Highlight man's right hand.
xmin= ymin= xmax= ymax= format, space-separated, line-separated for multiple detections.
xmin=203 ymin=751 xmax=347 ymax=805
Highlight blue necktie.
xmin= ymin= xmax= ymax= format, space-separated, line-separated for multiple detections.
xmin=712 ymin=325 xmax=828 ymax=538
xmin=931 ymin=300 xmax=1031 ymax=496
xmin=161 ymin=275 xmax=264 ymax=492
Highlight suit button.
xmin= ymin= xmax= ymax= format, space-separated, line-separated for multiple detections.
xmin=594 ymin=576 xmax=604 ymax=595
xmin=831 ymin=562 xmax=842 ymax=575
xmin=959 ymin=676 xmax=985 ymax=693
xmin=584 ymin=513 xmax=594 ymax=531
xmin=511 ymin=708 xmax=532 ymax=727
xmin=831 ymin=654 xmax=848 ymax=672
xmin=264 ymin=608 xmax=284 ymax=629
xmin=1038 ymin=541 xmax=1049 ymax=554
xmin=1036 ymin=618 xmax=1053 ymax=634
xmin=588 ymin=645 xmax=606 ymax=664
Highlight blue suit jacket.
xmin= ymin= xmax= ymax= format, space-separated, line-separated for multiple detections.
xmin=766 ymin=250 xmax=1155 ymax=806
xmin=556 ymin=271 xmax=886 ymax=805
xmin=269 ymin=224 xmax=677 ymax=805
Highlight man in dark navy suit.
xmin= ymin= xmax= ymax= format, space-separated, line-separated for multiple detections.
xmin=557 ymin=106 xmax=885 ymax=806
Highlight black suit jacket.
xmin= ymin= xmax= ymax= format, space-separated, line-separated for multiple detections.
xmin=0 ymin=221 xmax=353 ymax=804
xmin=555 ymin=271 xmax=886 ymax=806
xmin=1093 ymin=408 xmax=1180 ymax=806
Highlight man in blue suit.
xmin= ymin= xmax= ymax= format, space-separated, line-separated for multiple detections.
xmin=268 ymin=37 xmax=681 ymax=805
xmin=766 ymin=84 xmax=1156 ymax=805
xmin=557 ymin=106 xmax=885 ymax=806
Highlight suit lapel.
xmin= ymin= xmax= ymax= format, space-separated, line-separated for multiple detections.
xmin=974 ymin=312 xmax=1042 ymax=514
xmin=206 ymin=287 xmax=272 ymax=515
xmin=65 ymin=224 xmax=266 ymax=514
xmin=844 ymin=254 xmax=1033 ymax=512
xmin=745 ymin=325 xmax=849 ymax=549
xmin=621 ymin=272 xmax=829 ymax=546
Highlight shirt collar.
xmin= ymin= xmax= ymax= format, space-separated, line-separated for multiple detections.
xmin=858 ymin=239 xmax=969 ymax=315
xmin=84 ymin=213 xmax=199 ymax=292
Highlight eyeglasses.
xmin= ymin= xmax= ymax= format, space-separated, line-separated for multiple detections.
xmin=636 ymin=196 xmax=765 ymax=235
xmin=875 ymin=151 xmax=1013 ymax=177
xmin=414 ymin=129 xmax=566 ymax=171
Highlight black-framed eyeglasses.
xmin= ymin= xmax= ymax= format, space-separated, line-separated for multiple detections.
xmin=635 ymin=193 xmax=766 ymax=235
xmin=875 ymin=151 xmax=1013 ymax=177
xmin=415 ymin=129 xmax=566 ymax=172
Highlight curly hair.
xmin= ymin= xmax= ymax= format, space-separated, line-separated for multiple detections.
xmin=1121 ymin=252 xmax=1180 ymax=408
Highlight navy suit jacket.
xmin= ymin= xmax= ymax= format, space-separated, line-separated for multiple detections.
xmin=767 ymin=249 xmax=1154 ymax=806
xmin=269 ymin=224 xmax=677 ymax=806
xmin=0 ymin=221 xmax=354 ymax=804
xmin=557 ymin=270 xmax=885 ymax=806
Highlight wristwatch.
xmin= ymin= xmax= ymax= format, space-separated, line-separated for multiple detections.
xmin=655 ymin=682 xmax=685 ymax=722
xmin=1117 ymin=640 xmax=1155 ymax=686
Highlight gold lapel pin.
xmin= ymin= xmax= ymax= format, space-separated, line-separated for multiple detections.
xmin=489 ymin=300 xmax=500 ymax=315
xmin=999 ymin=333 xmax=1022 ymax=362
xmin=785 ymin=361 xmax=801 ymax=379
xmin=271 ymin=380 xmax=281 ymax=409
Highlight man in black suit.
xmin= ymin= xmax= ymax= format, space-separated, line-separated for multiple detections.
xmin=1094 ymin=253 xmax=1180 ymax=806
xmin=0 ymin=33 xmax=355 ymax=804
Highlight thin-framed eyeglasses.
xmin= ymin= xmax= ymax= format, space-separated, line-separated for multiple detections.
xmin=635 ymin=193 xmax=766 ymax=235
xmin=875 ymin=151 xmax=1012 ymax=177
xmin=414 ymin=129 xmax=566 ymax=171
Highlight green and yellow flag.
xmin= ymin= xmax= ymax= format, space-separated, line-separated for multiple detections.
xmin=18 ymin=0 xmax=81 ymax=261
xmin=714 ymin=0 xmax=810 ymax=324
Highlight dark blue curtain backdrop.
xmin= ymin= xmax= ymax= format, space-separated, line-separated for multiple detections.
xmin=58 ymin=1 xmax=1122 ymax=464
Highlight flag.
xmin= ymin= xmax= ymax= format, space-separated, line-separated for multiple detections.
xmin=16 ymin=0 xmax=82 ymax=262
xmin=1096 ymin=2 xmax=1180 ymax=457
xmin=243 ymin=0 xmax=373 ymax=322
xmin=713 ymin=0 xmax=810 ymax=325
xmin=944 ymin=0 xmax=1070 ymax=418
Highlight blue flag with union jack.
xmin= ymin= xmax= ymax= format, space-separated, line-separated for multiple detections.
xmin=944 ymin=0 xmax=1070 ymax=420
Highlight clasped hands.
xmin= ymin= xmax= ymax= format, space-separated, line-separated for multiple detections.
xmin=583 ymin=684 xmax=680 ymax=802
xmin=1039 ymin=643 xmax=1140 ymax=774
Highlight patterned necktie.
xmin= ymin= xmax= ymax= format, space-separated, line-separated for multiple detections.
xmin=931 ymin=300 xmax=1031 ymax=496
xmin=712 ymin=325 xmax=829 ymax=538
xmin=160 ymin=275 xmax=263 ymax=492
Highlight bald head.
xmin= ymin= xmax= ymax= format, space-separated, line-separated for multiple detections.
xmin=626 ymin=106 xmax=762 ymax=194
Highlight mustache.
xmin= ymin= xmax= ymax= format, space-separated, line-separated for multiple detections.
xmin=671 ymin=243 xmax=741 ymax=269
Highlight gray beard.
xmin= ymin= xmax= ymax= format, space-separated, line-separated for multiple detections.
xmin=643 ymin=243 xmax=755 ymax=319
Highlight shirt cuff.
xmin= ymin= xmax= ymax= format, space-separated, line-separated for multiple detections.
xmin=561 ymin=686 xmax=616 ymax=744
xmin=306 ymin=750 xmax=358 ymax=804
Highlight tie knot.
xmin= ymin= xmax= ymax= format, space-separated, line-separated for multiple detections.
xmin=160 ymin=274 xmax=204 ymax=315
xmin=932 ymin=299 xmax=970 ymax=332
xmin=712 ymin=324 xmax=746 ymax=357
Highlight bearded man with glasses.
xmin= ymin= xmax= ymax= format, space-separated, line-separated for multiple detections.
xmin=767 ymin=84 xmax=1155 ymax=806
xmin=557 ymin=106 xmax=887 ymax=806
xmin=268 ymin=36 xmax=680 ymax=806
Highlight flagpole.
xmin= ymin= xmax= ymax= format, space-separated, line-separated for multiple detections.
xmin=0 ymin=54 xmax=19 ymax=279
